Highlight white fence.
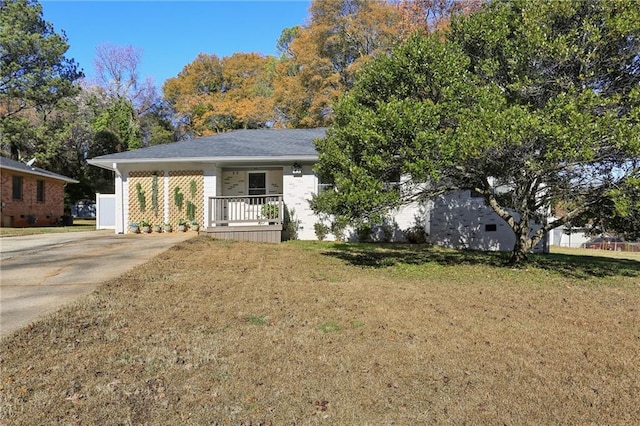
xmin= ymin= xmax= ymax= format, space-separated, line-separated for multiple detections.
xmin=96 ymin=193 xmax=116 ymax=230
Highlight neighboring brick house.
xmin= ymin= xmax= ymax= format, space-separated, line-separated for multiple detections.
xmin=0 ymin=156 xmax=78 ymax=227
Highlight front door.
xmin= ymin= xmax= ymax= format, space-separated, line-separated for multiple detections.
xmin=248 ymin=172 xmax=267 ymax=197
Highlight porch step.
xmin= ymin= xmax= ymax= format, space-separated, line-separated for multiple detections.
xmin=202 ymin=225 xmax=282 ymax=243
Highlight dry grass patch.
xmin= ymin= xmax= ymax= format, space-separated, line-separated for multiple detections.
xmin=0 ymin=219 xmax=96 ymax=237
xmin=1 ymin=238 xmax=639 ymax=424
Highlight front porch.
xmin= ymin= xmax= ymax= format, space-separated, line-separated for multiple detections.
xmin=203 ymin=194 xmax=284 ymax=243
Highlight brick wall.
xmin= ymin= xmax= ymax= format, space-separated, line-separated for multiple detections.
xmin=1 ymin=170 xmax=66 ymax=227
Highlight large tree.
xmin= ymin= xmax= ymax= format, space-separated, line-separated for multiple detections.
xmin=164 ymin=53 xmax=276 ymax=135
xmin=573 ymin=178 xmax=640 ymax=242
xmin=93 ymin=43 xmax=172 ymax=148
xmin=0 ymin=0 xmax=83 ymax=160
xmin=392 ymin=0 xmax=483 ymax=37
xmin=38 ymin=84 xmax=115 ymax=201
xmin=312 ymin=0 xmax=640 ymax=263
xmin=273 ymin=0 xmax=402 ymax=128
xmin=161 ymin=0 xmax=479 ymax=131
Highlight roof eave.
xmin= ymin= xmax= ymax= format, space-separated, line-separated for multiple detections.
xmin=88 ymin=155 xmax=319 ymax=170
xmin=0 ymin=164 xmax=79 ymax=183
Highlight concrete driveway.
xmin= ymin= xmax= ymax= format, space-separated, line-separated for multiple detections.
xmin=0 ymin=230 xmax=195 ymax=338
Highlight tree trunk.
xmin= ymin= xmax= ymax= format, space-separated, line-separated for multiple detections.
xmin=509 ymin=245 xmax=528 ymax=264
xmin=10 ymin=143 xmax=20 ymax=161
xmin=509 ymin=226 xmax=530 ymax=264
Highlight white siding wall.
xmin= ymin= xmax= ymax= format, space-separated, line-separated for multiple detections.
xmin=426 ymin=190 xmax=548 ymax=253
xmin=114 ymin=172 xmax=125 ymax=234
xmin=203 ymin=167 xmax=218 ymax=227
xmin=551 ymin=226 xmax=590 ymax=248
xmin=427 ymin=190 xmax=513 ymax=251
xmin=283 ymin=164 xmax=317 ymax=240
xmin=385 ymin=200 xmax=434 ymax=241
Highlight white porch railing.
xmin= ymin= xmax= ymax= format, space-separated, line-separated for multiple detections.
xmin=208 ymin=195 xmax=283 ymax=227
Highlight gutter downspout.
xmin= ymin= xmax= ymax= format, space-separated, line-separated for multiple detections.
xmin=113 ymin=162 xmax=125 ymax=234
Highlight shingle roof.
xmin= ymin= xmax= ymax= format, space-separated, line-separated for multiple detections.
xmin=89 ymin=128 xmax=327 ymax=167
xmin=0 ymin=156 xmax=79 ymax=183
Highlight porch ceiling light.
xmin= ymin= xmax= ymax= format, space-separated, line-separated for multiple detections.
xmin=292 ymin=162 xmax=302 ymax=175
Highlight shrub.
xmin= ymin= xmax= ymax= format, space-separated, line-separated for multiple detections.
xmin=404 ymin=225 xmax=428 ymax=244
xmin=380 ymin=223 xmax=395 ymax=243
xmin=331 ymin=219 xmax=347 ymax=242
xmin=356 ymin=223 xmax=373 ymax=242
xmin=314 ymin=222 xmax=329 ymax=241
xmin=261 ymin=204 xmax=279 ymax=220
xmin=283 ymin=207 xmax=301 ymax=241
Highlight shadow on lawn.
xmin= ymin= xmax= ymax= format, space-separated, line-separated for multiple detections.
xmin=322 ymin=243 xmax=640 ymax=280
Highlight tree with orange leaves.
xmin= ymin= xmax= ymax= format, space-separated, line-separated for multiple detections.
xmin=164 ymin=53 xmax=276 ymax=136
xmin=272 ymin=0 xmax=402 ymax=128
xmin=163 ymin=0 xmax=481 ymax=133
xmin=392 ymin=0 xmax=483 ymax=37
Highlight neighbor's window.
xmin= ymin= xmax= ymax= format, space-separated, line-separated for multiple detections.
xmin=485 ymin=224 xmax=497 ymax=232
xmin=37 ymin=180 xmax=45 ymax=202
xmin=12 ymin=176 xmax=23 ymax=200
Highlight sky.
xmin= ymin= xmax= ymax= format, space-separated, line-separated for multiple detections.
xmin=40 ymin=1 xmax=312 ymax=88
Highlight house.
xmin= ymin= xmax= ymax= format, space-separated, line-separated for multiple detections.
xmin=0 ymin=156 xmax=78 ymax=227
xmin=88 ymin=128 xmax=548 ymax=252
xmin=88 ymin=128 xmax=324 ymax=242
xmin=550 ymin=224 xmax=591 ymax=248
xmin=393 ymin=190 xmax=549 ymax=253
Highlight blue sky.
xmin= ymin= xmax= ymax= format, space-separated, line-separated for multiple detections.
xmin=41 ymin=1 xmax=312 ymax=87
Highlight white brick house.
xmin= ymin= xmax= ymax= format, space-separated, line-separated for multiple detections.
xmin=88 ymin=128 xmax=549 ymax=252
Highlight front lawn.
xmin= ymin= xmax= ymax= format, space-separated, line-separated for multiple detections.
xmin=1 ymin=238 xmax=638 ymax=424
xmin=0 ymin=219 xmax=96 ymax=237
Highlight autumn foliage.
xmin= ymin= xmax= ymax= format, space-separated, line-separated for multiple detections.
xmin=163 ymin=0 xmax=479 ymax=135
xmin=164 ymin=53 xmax=276 ymax=136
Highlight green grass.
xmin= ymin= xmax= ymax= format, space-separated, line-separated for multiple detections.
xmin=318 ymin=320 xmax=342 ymax=333
xmin=351 ymin=320 xmax=365 ymax=329
xmin=247 ymin=315 xmax=267 ymax=326
xmin=297 ymin=240 xmax=640 ymax=281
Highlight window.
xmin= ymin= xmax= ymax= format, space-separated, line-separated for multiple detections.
xmin=386 ymin=169 xmax=401 ymax=186
xmin=485 ymin=224 xmax=497 ymax=232
xmin=37 ymin=180 xmax=45 ymax=202
xmin=12 ymin=176 xmax=23 ymax=200
xmin=248 ymin=172 xmax=266 ymax=196
xmin=316 ymin=174 xmax=334 ymax=194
